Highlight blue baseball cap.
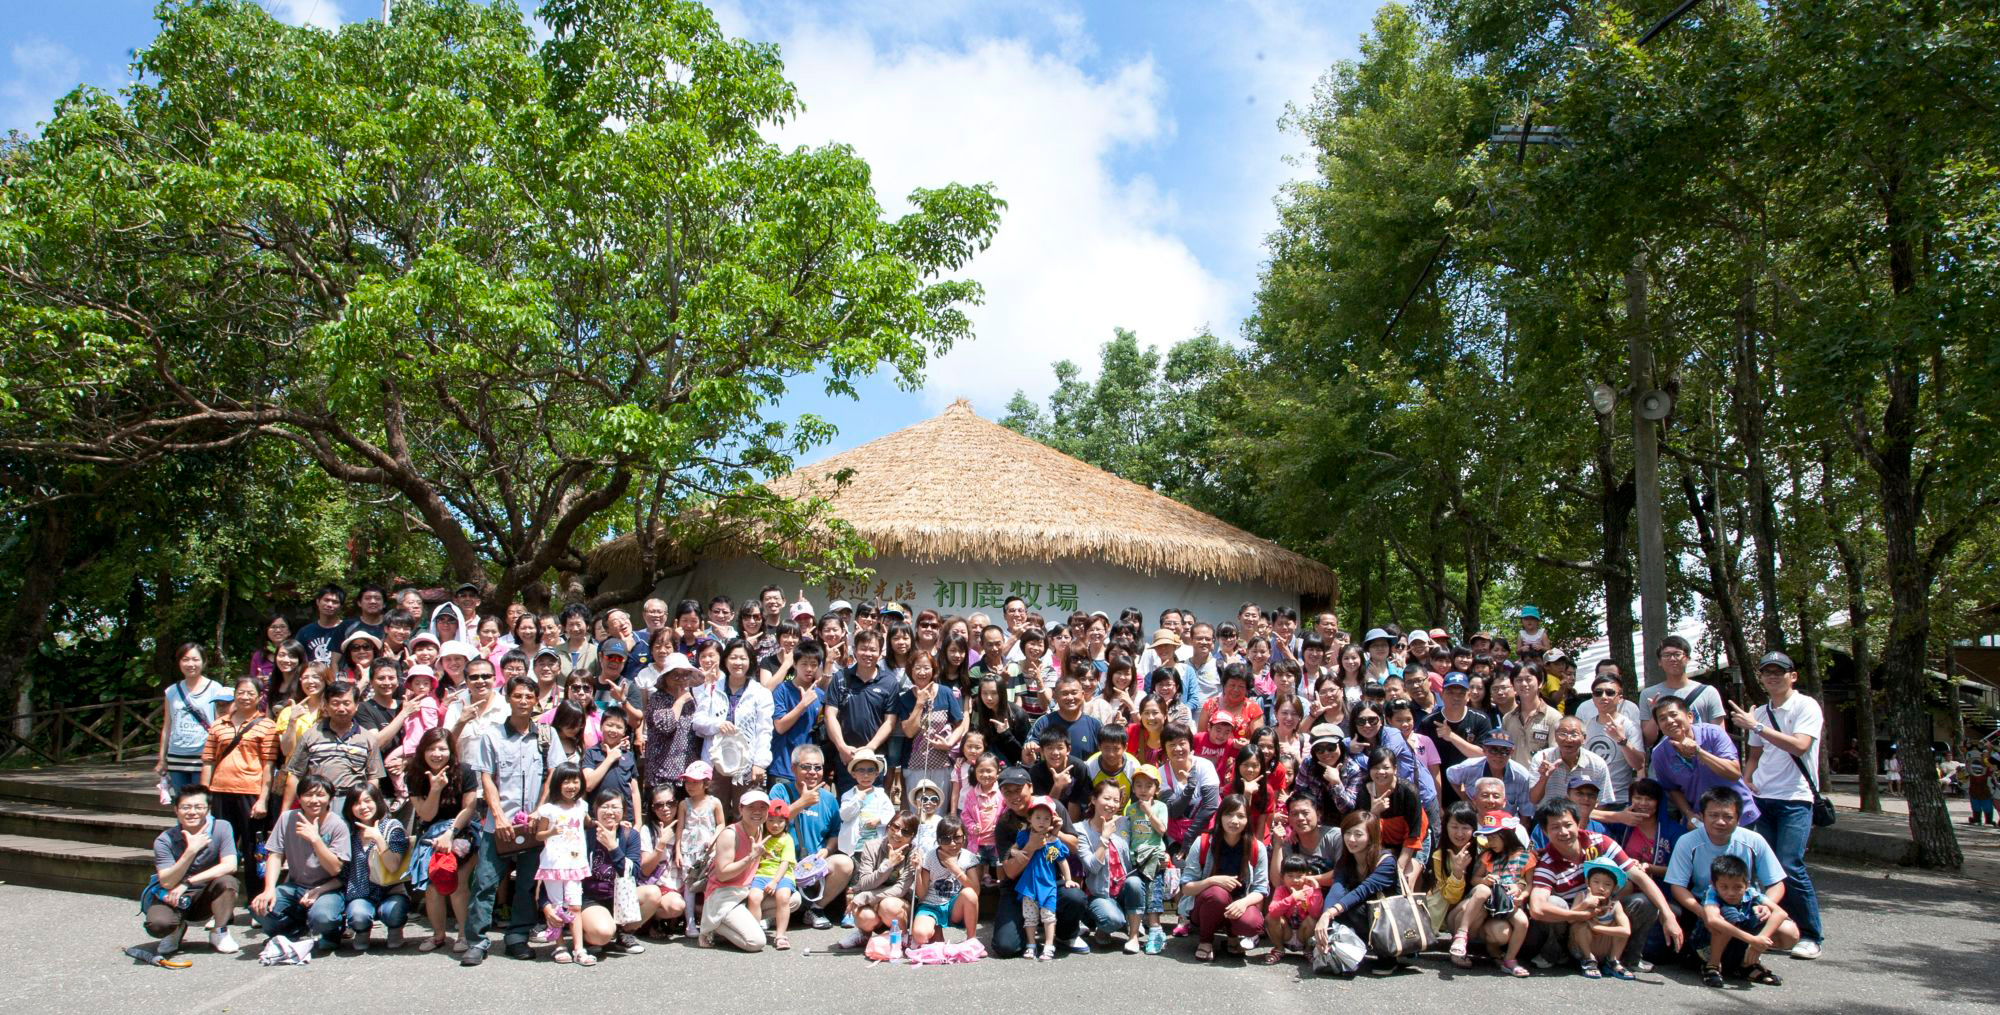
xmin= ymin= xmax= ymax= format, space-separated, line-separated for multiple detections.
xmin=1519 ymin=606 xmax=1541 ymax=620
xmin=1443 ymin=671 xmax=1471 ymax=690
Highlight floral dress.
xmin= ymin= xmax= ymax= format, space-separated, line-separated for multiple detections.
xmin=644 ymin=691 xmax=701 ymax=789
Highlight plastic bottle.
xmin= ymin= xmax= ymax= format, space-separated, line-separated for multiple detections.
xmin=888 ymin=919 xmax=904 ymax=962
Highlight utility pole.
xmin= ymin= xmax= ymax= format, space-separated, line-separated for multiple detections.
xmin=1627 ymin=252 xmax=1668 ymax=687
xmin=382 ymin=0 xmax=392 ymax=24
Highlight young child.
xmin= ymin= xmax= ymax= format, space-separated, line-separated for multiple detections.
xmin=1124 ymin=764 xmax=1170 ymax=953
xmin=949 ymin=730 xmax=988 ymax=817
xmin=1225 ymin=744 xmax=1281 ymax=845
xmin=1701 ymin=854 xmax=1798 ymax=987
xmin=837 ymin=748 xmax=896 ymax=854
xmin=747 ymin=800 xmax=798 ymax=950
xmin=1083 ymin=726 xmax=1134 ymax=800
xmin=1014 ymin=796 xmax=1073 ymax=961
xmin=911 ymin=777 xmax=946 ymax=854
xmin=396 ymin=665 xmax=444 ymax=770
xmin=533 ymin=763 xmax=590 ymax=961
xmin=912 ymin=815 xmax=980 ymax=946
xmin=1465 ymin=810 xmax=1533 ymax=977
xmin=1192 ymin=712 xmax=1241 ymax=784
xmin=1516 ymin=606 xmax=1549 ymax=654
xmin=1262 ymin=854 xmax=1324 ymax=964
xmin=676 ymin=760 xmax=723 ymax=934
xmin=1569 ymin=859 xmax=1634 ymax=979
xmin=959 ymin=752 xmax=1006 ymax=889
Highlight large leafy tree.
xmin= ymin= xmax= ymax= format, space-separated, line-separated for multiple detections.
xmin=0 ymin=0 xmax=1002 ymax=615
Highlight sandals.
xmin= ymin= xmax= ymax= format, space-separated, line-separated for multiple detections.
xmin=1262 ymin=946 xmax=1285 ymax=965
xmin=576 ymin=951 xmax=598 ymax=967
xmin=1743 ymin=963 xmax=1783 ymax=986
xmin=552 ymin=947 xmax=574 ymax=965
xmin=1701 ymin=964 xmax=1726 ymax=988
xmin=418 ymin=935 xmax=450 ymax=954
xmin=1499 ymin=959 xmax=1531 ymax=978
xmin=1449 ymin=933 xmax=1472 ymax=968
xmin=774 ymin=935 xmax=791 ymax=951
xmin=1194 ymin=942 xmax=1215 ymax=961
xmin=1605 ymin=958 xmax=1636 ymax=980
xmin=1579 ymin=958 xmax=1602 ymax=979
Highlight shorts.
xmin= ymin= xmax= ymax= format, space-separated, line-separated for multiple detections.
xmin=975 ymin=844 xmax=1001 ymax=868
xmin=750 ymin=875 xmax=796 ymax=894
xmin=916 ymin=900 xmax=963 ymax=927
xmin=1021 ymin=896 xmax=1057 ymax=926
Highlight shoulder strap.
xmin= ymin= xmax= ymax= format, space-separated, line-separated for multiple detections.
xmin=1762 ymin=702 xmax=1820 ymax=794
xmin=172 ymin=682 xmax=214 ymax=731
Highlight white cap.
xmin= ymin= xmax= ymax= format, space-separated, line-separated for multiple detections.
xmin=738 ymin=789 xmax=771 ymax=809
xmin=658 ymin=652 xmax=694 ymax=672
xmin=439 ymin=640 xmax=475 ymax=660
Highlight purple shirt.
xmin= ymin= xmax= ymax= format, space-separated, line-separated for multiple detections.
xmin=1648 ymin=722 xmax=1760 ymax=826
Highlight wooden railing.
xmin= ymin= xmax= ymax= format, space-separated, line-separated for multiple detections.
xmin=0 ymin=698 xmax=162 ymax=765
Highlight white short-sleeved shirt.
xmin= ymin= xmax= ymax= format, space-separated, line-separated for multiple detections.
xmin=1750 ymin=692 xmax=1824 ymax=802
xmin=1640 ymin=679 xmax=1725 ymax=727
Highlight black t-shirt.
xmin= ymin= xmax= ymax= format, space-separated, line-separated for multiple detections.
xmin=1029 ymin=759 xmax=1093 ymax=815
xmin=355 ymin=697 xmax=402 ymax=731
xmin=827 ymin=666 xmax=900 ymax=749
xmin=296 ymin=619 xmax=352 ymax=666
xmin=1419 ymin=706 xmax=1493 ymax=772
xmin=582 ymin=744 xmax=639 ymax=808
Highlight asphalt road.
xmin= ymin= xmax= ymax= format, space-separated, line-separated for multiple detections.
xmin=10 ymin=857 xmax=1995 ymax=1015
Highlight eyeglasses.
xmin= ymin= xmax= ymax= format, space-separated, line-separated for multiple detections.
xmin=796 ymin=763 xmax=823 ymax=771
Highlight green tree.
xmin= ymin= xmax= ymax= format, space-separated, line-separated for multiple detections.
xmin=0 ymin=0 xmax=1002 ymax=621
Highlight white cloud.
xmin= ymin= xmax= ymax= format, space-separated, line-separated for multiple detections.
xmin=1 ymin=40 xmax=83 ymax=137
xmin=752 ymin=21 xmax=1233 ymax=414
xmin=265 ymin=0 xmax=347 ymax=32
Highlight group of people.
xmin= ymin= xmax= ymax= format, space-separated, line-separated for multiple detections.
xmin=144 ymin=584 xmax=1827 ymax=989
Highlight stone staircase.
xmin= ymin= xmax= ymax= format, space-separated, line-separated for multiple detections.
xmin=0 ymin=763 xmax=164 ymax=896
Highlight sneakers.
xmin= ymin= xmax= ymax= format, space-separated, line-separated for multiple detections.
xmin=157 ymin=925 xmax=185 ymax=956
xmin=451 ymin=936 xmax=471 ymax=955
xmin=209 ymin=928 xmax=239 ymax=954
xmin=1068 ymin=935 xmax=1091 ymax=954
xmin=1123 ymin=936 xmax=1142 ymax=954
xmin=460 ymin=941 xmax=489 ymax=966
xmin=835 ymin=928 xmax=867 ymax=950
xmin=352 ymin=934 xmax=372 ymax=953
xmin=1146 ymin=926 xmax=1165 ymax=954
xmin=810 ymin=910 xmax=832 ymax=930
xmin=1789 ymin=940 xmax=1822 ymax=960
xmin=384 ymin=926 xmax=404 ymax=950
xmin=504 ymin=941 xmax=534 ymax=961
xmin=1237 ymin=934 xmax=1258 ymax=954
xmin=607 ymin=931 xmax=645 ymax=954
xmin=840 ymin=912 xmax=855 ymax=929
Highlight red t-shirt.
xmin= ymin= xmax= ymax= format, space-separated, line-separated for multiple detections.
xmin=1532 ymin=830 xmax=1638 ymax=900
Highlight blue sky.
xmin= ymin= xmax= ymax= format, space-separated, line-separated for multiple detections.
xmin=2 ymin=0 xmax=1383 ymax=460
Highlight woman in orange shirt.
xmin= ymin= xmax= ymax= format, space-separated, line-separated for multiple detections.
xmin=201 ymin=675 xmax=281 ymax=875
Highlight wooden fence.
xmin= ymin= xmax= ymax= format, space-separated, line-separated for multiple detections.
xmin=0 ymin=698 xmax=161 ymax=765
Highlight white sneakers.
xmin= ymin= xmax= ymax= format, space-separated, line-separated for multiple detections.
xmin=1122 ymin=937 xmax=1142 ymax=954
xmin=210 ymin=929 xmax=240 ymax=954
xmin=156 ymin=926 xmax=185 ymax=955
xmin=1790 ymin=940 xmax=1822 ymax=960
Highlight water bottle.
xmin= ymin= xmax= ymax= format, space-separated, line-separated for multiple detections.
xmin=887 ymin=919 xmax=904 ymax=962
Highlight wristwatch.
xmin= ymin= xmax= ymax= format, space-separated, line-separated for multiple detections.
xmin=1751 ymin=722 xmax=1766 ymax=736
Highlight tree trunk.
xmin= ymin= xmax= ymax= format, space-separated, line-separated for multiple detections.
xmin=0 ymin=507 xmax=70 ymax=732
xmin=1734 ymin=274 xmax=1784 ymax=651
xmin=1860 ymin=190 xmax=1962 ymax=869
xmin=1796 ymin=603 xmax=1833 ymax=786
xmin=1680 ymin=471 xmax=1754 ymax=702
xmin=1833 ymin=530 xmax=1881 ymax=812
xmin=1596 ymin=413 xmax=1638 ymax=692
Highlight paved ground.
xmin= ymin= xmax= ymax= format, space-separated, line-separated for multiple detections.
xmin=9 ymin=857 xmax=1994 ymax=1015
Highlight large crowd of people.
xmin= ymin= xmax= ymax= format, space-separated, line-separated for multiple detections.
xmin=143 ymin=582 xmax=1831 ymax=988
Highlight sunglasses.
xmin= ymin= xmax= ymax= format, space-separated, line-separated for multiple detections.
xmin=796 ymin=763 xmax=823 ymax=771
xmin=1356 ymin=716 xmax=1382 ymax=726
xmin=1594 ymin=688 xmax=1620 ymax=697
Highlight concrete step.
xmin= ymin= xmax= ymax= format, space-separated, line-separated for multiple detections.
xmin=0 ymin=766 xmax=162 ymax=813
xmin=0 ymin=800 xmax=163 ymax=849
xmin=0 ymin=832 xmax=153 ymax=897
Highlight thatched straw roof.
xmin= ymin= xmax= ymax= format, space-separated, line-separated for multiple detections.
xmin=589 ymin=399 xmax=1337 ymax=595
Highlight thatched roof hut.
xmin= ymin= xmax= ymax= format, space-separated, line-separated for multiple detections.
xmin=589 ymin=399 xmax=1335 ymax=618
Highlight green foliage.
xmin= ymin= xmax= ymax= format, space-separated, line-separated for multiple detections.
xmin=0 ymin=0 xmax=1002 ymax=620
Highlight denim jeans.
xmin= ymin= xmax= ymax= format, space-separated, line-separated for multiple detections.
xmin=467 ymin=827 xmax=540 ymax=946
xmin=1752 ymin=797 xmax=1823 ymax=943
xmin=346 ymin=893 xmax=411 ymax=935
xmin=259 ymin=882 xmax=345 ymax=951
xmin=1086 ymin=875 xmax=1146 ymax=933
xmin=991 ymin=883 xmax=1089 ymax=957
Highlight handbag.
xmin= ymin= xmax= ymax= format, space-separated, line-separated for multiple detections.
xmin=492 ymin=815 xmax=537 ymax=856
xmin=1364 ymin=868 xmax=1435 ymax=960
xmin=1765 ymin=704 xmax=1836 ymax=828
xmin=1312 ymin=921 xmax=1367 ymax=975
xmin=612 ymin=872 xmax=642 ymax=924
